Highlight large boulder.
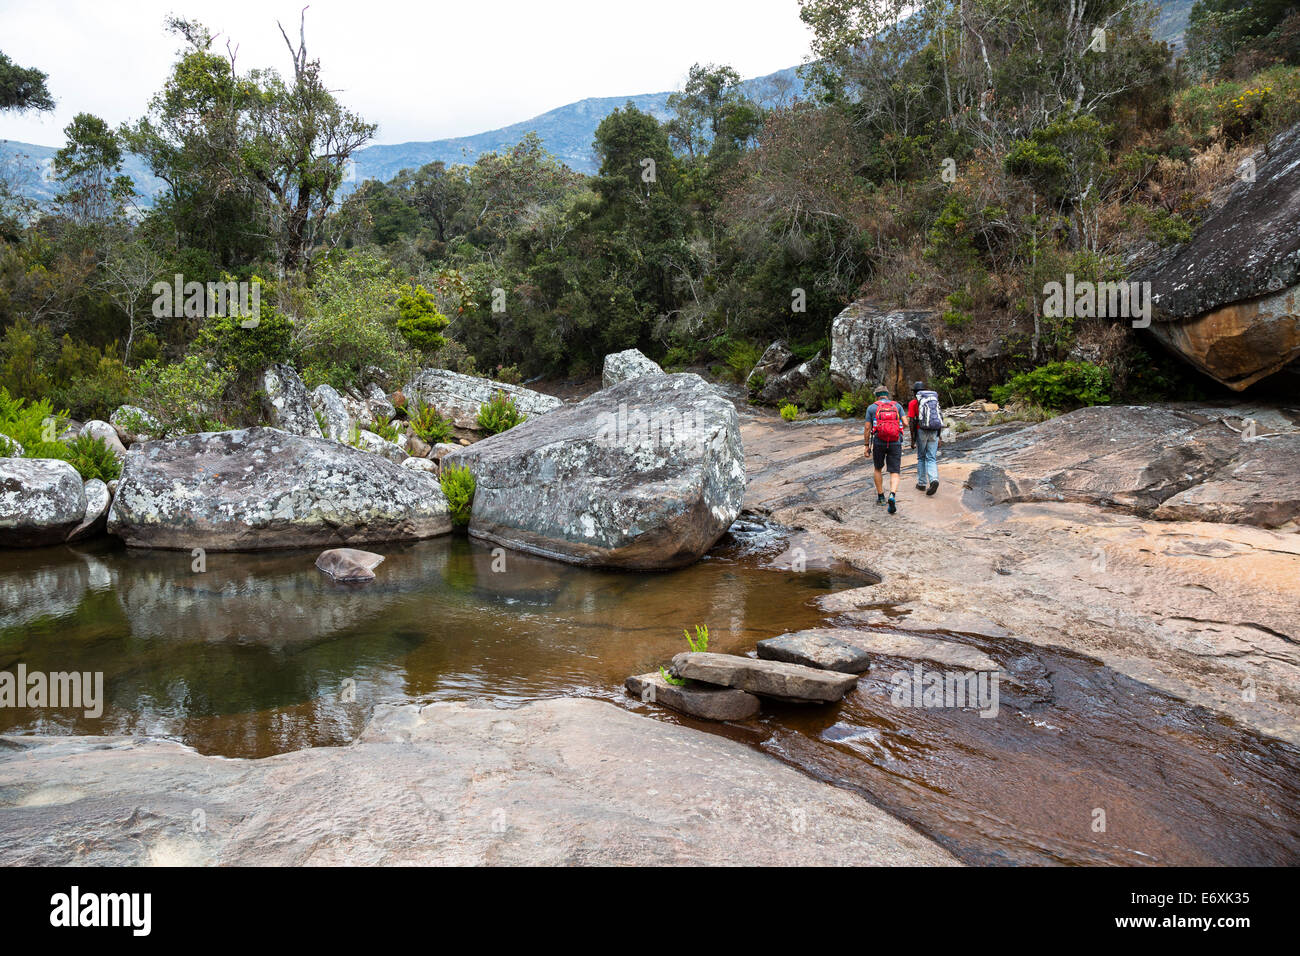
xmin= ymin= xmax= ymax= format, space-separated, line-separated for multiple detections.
xmin=1135 ymin=121 xmax=1300 ymax=389
xmin=830 ymin=302 xmax=950 ymax=400
xmin=107 ymin=427 xmax=452 ymax=550
xmin=260 ymin=365 xmax=323 ymax=438
xmin=958 ymin=405 xmax=1299 ymax=528
xmin=0 ymin=458 xmax=87 ymax=547
xmin=443 ymin=373 xmax=745 ymax=569
xmin=403 ymin=368 xmax=562 ymax=431
xmin=602 ymin=348 xmax=663 ymax=387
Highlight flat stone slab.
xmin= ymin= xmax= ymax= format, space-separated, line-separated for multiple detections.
xmin=671 ymin=651 xmax=859 ymax=703
xmin=757 ymin=631 xmax=871 ymax=673
xmin=625 ymin=672 xmax=760 ymax=721
xmin=0 ymin=698 xmax=956 ymax=866
xmin=817 ymin=629 xmax=998 ymax=673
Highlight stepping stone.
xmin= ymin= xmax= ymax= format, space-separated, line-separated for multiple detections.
xmin=757 ymin=631 xmax=871 ymax=673
xmin=671 ymin=652 xmax=858 ymax=703
xmin=625 ymin=672 xmax=759 ymax=722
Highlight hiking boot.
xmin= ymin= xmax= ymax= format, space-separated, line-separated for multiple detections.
xmin=926 ymin=480 xmax=939 ymax=496
xmin=887 ymin=495 xmax=897 ymax=514
xmin=876 ymin=493 xmax=886 ymax=506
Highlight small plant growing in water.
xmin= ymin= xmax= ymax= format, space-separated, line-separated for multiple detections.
xmin=476 ymin=390 xmax=526 ymax=434
xmin=659 ymin=624 xmax=709 ymax=686
xmin=440 ymin=463 xmax=476 ymax=527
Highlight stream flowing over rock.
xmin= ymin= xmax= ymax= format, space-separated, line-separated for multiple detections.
xmin=444 ymin=372 xmax=745 ymax=569
xmin=959 ymin=405 xmax=1300 ymax=528
xmin=403 ymin=368 xmax=563 ymax=431
xmin=1135 ymin=121 xmax=1300 ymax=389
xmin=0 ymin=698 xmax=956 ymax=865
xmin=602 ymin=348 xmax=663 ymax=387
xmin=107 ymin=426 xmax=452 ymax=550
xmin=261 ymin=364 xmax=323 ymax=438
xmin=0 ymin=458 xmax=87 ymax=547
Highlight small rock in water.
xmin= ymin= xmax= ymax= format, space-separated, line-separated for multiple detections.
xmin=671 ymin=652 xmax=858 ymax=703
xmin=316 ymin=548 xmax=386 ymax=582
xmin=757 ymin=632 xmax=871 ymax=674
xmin=625 ymin=672 xmax=760 ymax=721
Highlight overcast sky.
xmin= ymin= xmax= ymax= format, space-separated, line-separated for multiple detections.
xmin=0 ymin=0 xmax=815 ymax=147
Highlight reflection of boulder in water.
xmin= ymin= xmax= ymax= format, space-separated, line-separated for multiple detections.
xmin=0 ymin=550 xmax=112 ymax=631
xmin=111 ymin=545 xmax=456 ymax=645
xmin=441 ymin=542 xmax=575 ymax=607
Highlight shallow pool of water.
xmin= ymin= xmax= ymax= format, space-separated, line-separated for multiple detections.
xmin=2 ymin=531 xmax=1297 ymax=866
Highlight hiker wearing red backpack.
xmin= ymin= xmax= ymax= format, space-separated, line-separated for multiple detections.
xmin=864 ymin=386 xmax=908 ymax=514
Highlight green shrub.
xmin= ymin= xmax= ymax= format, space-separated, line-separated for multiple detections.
xmin=371 ymin=414 xmax=401 ymax=443
xmin=724 ymin=339 xmax=764 ymax=383
xmin=476 ymin=390 xmax=525 ymax=434
xmin=0 ymin=387 xmax=67 ymax=458
xmin=780 ymin=403 xmax=799 ymax=421
xmin=659 ymin=624 xmax=709 ymax=687
xmin=990 ymin=361 xmax=1112 ymax=410
xmin=793 ymin=369 xmax=840 ymax=411
xmin=129 ymin=356 xmax=233 ymax=435
xmin=439 ymin=463 xmax=476 ymax=527
xmin=395 ymin=283 xmax=449 ymax=353
xmin=410 ymin=402 xmax=454 ymax=445
xmin=837 ymin=387 xmax=874 ymax=418
xmin=63 ymin=433 xmax=121 ymax=482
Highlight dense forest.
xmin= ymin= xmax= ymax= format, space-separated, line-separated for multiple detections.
xmin=1 ymin=0 xmax=1298 ymax=466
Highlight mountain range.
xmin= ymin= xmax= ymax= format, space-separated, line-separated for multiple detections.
xmin=1 ymin=1 xmax=1192 ymax=207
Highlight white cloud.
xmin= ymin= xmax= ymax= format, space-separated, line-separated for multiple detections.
xmin=0 ymin=0 xmax=814 ymax=147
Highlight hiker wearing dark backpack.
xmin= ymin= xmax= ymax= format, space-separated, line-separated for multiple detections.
xmin=907 ymin=380 xmax=944 ymax=496
xmin=864 ymin=386 xmax=908 ymax=514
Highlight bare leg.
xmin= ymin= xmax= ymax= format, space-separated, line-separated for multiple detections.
xmin=889 ymin=471 xmax=900 ymax=494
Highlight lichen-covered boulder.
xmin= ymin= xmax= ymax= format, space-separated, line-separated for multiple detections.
xmin=443 ymin=373 xmax=744 ymax=569
xmin=403 ymin=368 xmax=562 ymax=431
xmin=310 ymin=384 xmax=353 ymax=442
xmin=109 ymin=405 xmax=161 ymax=444
xmin=107 ymin=427 xmax=452 ymax=551
xmin=0 ymin=458 xmax=87 ymax=547
xmin=1135 ymin=121 xmax=1300 ymax=389
xmin=830 ymin=302 xmax=950 ymax=400
xmin=602 ymin=348 xmax=663 ymax=388
xmin=353 ymin=429 xmax=407 ymax=463
xmin=260 ymin=365 xmax=322 ymax=438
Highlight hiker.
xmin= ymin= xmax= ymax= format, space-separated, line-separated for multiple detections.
xmin=908 ymin=380 xmax=944 ymax=496
xmin=864 ymin=386 xmax=908 ymax=514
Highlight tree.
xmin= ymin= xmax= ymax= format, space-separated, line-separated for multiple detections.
xmin=0 ymin=51 xmax=53 ymax=113
xmin=97 ymin=238 xmax=165 ymax=362
xmin=53 ymin=114 xmax=135 ymax=226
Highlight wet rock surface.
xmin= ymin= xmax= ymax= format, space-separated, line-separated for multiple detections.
xmin=671 ymin=651 xmax=859 ymax=702
xmin=107 ymin=427 xmax=452 ymax=550
xmin=444 ymin=373 xmax=745 ymax=569
xmin=0 ymin=698 xmax=956 ymax=866
xmin=624 ymin=672 xmax=760 ymax=721
xmin=757 ymin=631 xmax=872 ymax=673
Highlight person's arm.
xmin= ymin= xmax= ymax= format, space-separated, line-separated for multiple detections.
xmin=863 ymin=404 xmax=876 ymax=456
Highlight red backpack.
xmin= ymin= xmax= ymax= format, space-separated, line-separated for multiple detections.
xmin=873 ymin=402 xmax=902 ymax=442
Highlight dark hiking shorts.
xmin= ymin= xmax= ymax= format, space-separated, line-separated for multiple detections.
xmin=872 ymin=439 xmax=902 ymax=474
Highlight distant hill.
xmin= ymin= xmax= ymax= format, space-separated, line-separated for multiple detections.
xmin=0 ymin=139 xmax=165 ymax=207
xmin=347 ymin=65 xmax=805 ymax=184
